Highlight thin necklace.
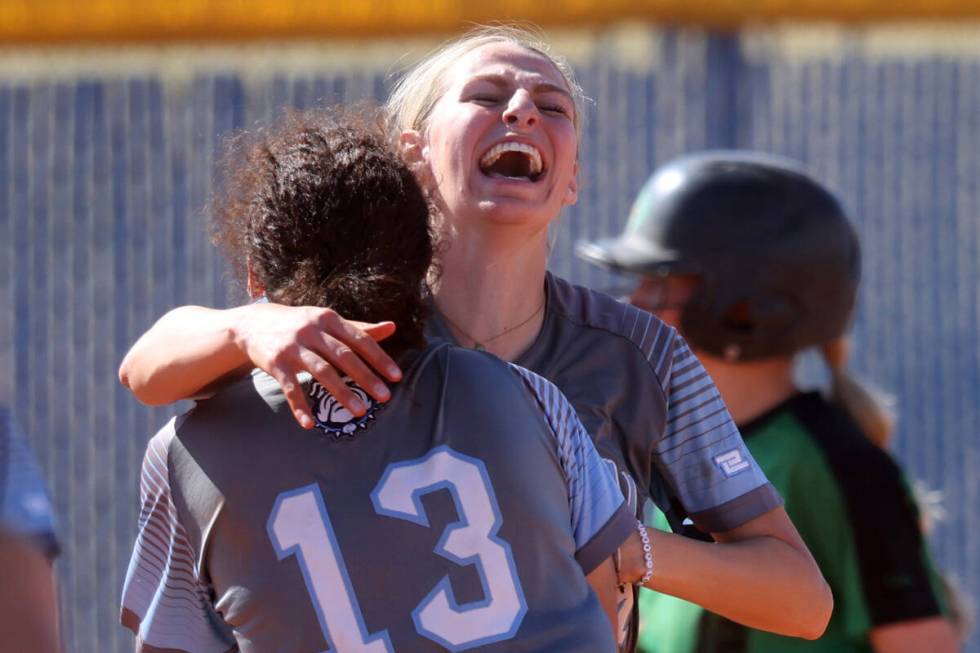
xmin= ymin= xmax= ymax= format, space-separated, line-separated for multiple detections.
xmin=438 ymin=299 xmax=546 ymax=351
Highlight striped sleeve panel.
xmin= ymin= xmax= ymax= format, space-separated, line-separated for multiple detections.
xmin=120 ymin=419 xmax=235 ymax=653
xmin=509 ymin=364 xmax=634 ymax=574
xmin=544 ymin=277 xmax=780 ymax=533
xmin=652 ymin=333 xmax=782 ymax=532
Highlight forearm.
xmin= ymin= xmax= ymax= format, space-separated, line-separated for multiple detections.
xmin=0 ymin=531 xmax=61 ymax=653
xmin=644 ymin=527 xmax=830 ymax=638
xmin=119 ymin=305 xmax=250 ymax=405
xmin=621 ymin=508 xmax=832 ymax=640
xmin=586 ymin=557 xmax=620 ymax=645
xmin=870 ymin=617 xmax=961 ymax=652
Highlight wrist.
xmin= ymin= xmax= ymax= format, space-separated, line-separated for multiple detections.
xmin=618 ymin=521 xmax=655 ymax=586
xmin=227 ymin=304 xmax=259 ymax=356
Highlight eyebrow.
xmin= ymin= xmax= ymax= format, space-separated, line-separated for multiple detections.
xmin=467 ymin=74 xmax=574 ymax=103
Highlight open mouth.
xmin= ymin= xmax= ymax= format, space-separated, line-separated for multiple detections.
xmin=479 ymin=142 xmax=544 ymax=182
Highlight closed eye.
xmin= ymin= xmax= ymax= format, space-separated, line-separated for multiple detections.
xmin=540 ymin=104 xmax=569 ymax=116
xmin=469 ymin=95 xmax=501 ymax=105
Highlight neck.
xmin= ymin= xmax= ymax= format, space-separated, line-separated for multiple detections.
xmin=430 ymin=219 xmax=550 ymax=361
xmin=699 ymin=354 xmax=798 ymax=425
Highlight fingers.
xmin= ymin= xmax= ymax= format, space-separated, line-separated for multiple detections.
xmin=266 ymin=346 xmax=371 ymax=428
xmin=296 ymin=348 xmax=370 ymax=416
xmin=307 ymin=329 xmax=392 ymax=404
xmin=324 ymin=317 xmax=403 ymax=383
xmin=357 ymin=320 xmax=397 ymax=343
xmin=238 ymin=305 xmax=405 ymax=424
xmin=266 ymin=362 xmax=316 ymax=430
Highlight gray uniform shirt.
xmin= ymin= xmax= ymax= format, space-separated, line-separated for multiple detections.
xmin=427 ymin=274 xmax=782 ymax=648
xmin=428 ymin=274 xmax=780 ymax=529
xmin=121 ymin=343 xmax=633 ymax=653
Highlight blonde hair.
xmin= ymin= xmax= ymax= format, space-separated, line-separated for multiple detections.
xmin=386 ymin=24 xmax=587 ymax=137
xmin=820 ymin=338 xmax=895 ymax=449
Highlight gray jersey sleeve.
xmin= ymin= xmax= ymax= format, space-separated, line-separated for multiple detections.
xmin=509 ymin=364 xmax=635 ymax=574
xmin=654 ymin=334 xmax=782 ymax=532
xmin=0 ymin=409 xmax=58 ymax=558
xmin=120 ymin=419 xmax=236 ymax=653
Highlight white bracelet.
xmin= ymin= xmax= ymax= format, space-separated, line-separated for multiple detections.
xmin=636 ymin=520 xmax=654 ymax=585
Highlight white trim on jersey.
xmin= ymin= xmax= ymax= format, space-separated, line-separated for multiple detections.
xmin=120 ymin=419 xmax=234 ymax=653
xmin=508 ymin=364 xmax=627 ymax=556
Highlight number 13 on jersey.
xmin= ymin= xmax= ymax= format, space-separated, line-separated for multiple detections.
xmin=267 ymin=446 xmax=528 ymax=652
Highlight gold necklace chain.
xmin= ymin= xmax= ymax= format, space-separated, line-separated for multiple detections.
xmin=438 ymin=299 xmax=546 ymax=351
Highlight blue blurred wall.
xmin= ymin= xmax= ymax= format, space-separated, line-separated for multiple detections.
xmin=0 ymin=25 xmax=977 ymax=653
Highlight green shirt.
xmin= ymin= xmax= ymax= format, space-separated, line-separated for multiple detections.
xmin=637 ymin=392 xmax=945 ymax=653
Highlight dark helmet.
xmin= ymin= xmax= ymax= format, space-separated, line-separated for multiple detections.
xmin=577 ymin=151 xmax=861 ymax=361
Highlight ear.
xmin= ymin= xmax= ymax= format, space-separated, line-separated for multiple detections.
xmin=246 ymin=262 xmax=265 ymax=299
xmin=400 ymin=128 xmax=435 ymax=190
xmin=399 ymin=129 xmax=428 ymax=167
xmin=562 ymin=160 xmax=579 ymax=206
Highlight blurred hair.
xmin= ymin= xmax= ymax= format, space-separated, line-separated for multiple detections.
xmin=386 ymin=24 xmax=586 ymax=138
xmin=938 ymin=573 xmax=975 ymax=641
xmin=819 ymin=339 xmax=895 ymax=449
xmin=821 ymin=337 xmax=976 ymax=636
xmin=211 ymin=106 xmax=434 ymax=358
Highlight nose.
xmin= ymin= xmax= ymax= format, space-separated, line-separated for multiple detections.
xmin=502 ymin=90 xmax=539 ymax=129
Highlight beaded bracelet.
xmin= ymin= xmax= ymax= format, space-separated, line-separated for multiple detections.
xmin=636 ymin=520 xmax=654 ymax=585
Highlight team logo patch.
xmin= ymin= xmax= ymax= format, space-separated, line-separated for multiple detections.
xmin=309 ymin=379 xmax=382 ymax=440
xmin=713 ymin=449 xmax=751 ymax=478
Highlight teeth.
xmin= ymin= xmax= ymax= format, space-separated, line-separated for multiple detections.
xmin=479 ymin=142 xmax=543 ymax=176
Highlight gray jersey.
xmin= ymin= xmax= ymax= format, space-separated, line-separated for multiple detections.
xmin=429 ymin=274 xmax=780 ymax=531
xmin=427 ymin=274 xmax=782 ymax=648
xmin=121 ymin=343 xmax=633 ymax=653
xmin=0 ymin=407 xmax=58 ymax=559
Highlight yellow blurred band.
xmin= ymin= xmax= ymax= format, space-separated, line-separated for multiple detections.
xmin=2 ymin=0 xmax=980 ymax=45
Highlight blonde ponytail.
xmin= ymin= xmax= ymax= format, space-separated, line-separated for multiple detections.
xmin=822 ymin=339 xmax=974 ymax=636
xmin=820 ymin=338 xmax=895 ymax=449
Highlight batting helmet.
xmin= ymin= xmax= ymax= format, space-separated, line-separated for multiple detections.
xmin=577 ymin=151 xmax=861 ymax=361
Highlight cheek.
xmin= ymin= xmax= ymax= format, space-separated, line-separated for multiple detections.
xmin=428 ymin=105 xmax=481 ymax=153
xmin=553 ymin=121 xmax=579 ymax=156
xmin=549 ymin=130 xmax=580 ymax=185
xmin=426 ymin=130 xmax=471 ymax=182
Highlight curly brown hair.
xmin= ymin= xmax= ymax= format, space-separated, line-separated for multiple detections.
xmin=212 ymin=107 xmax=433 ymax=357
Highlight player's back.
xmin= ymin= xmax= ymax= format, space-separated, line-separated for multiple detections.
xmin=123 ymin=342 xmax=627 ymax=653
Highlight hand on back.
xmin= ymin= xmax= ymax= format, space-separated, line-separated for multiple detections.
xmin=231 ymin=302 xmax=403 ymax=429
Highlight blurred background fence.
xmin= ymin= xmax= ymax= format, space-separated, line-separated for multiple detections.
xmin=0 ymin=8 xmax=978 ymax=652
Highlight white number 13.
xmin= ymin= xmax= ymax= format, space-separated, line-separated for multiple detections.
xmin=267 ymin=446 xmax=527 ymax=652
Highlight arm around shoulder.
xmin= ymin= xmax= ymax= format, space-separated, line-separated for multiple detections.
xmin=119 ymin=305 xmax=251 ymax=405
xmin=118 ymin=302 xmax=402 ymax=426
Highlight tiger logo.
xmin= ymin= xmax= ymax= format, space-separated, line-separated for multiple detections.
xmin=308 ymin=378 xmax=382 ymax=440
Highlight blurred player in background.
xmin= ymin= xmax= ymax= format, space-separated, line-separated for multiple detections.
xmin=578 ymin=151 xmax=963 ymax=653
xmin=120 ymin=109 xmax=633 ymax=652
xmin=0 ymin=407 xmax=60 ymax=653
xmin=118 ymin=26 xmax=832 ymax=651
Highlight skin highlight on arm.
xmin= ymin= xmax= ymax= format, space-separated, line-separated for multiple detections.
xmin=119 ymin=305 xmax=253 ymax=405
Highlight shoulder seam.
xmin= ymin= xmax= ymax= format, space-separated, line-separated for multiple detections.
xmin=546 ymin=292 xmax=673 ymax=406
xmin=508 ymin=365 xmax=563 ymax=440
